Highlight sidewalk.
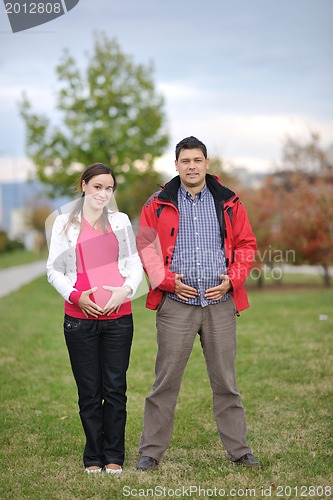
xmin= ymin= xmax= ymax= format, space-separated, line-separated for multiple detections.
xmin=0 ymin=260 xmax=46 ymax=299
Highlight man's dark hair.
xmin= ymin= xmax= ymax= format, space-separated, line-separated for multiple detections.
xmin=175 ymin=136 xmax=208 ymax=160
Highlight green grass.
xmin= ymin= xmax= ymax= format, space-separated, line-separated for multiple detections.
xmin=246 ymin=271 xmax=326 ymax=288
xmin=0 ymin=279 xmax=332 ymax=499
xmin=0 ymin=248 xmax=47 ymax=269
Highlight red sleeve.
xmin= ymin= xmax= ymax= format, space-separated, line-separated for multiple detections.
xmin=226 ymin=202 xmax=257 ymax=291
xmin=69 ymin=290 xmax=82 ymax=305
xmin=136 ymin=201 xmax=176 ymax=293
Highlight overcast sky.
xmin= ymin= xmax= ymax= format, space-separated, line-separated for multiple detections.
xmin=0 ymin=0 xmax=332 ymax=181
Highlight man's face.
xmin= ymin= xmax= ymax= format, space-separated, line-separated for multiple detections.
xmin=175 ymin=148 xmax=209 ymax=193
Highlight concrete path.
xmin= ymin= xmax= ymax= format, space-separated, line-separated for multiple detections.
xmin=0 ymin=260 xmax=46 ymax=299
xmin=0 ymin=261 xmax=331 ymax=300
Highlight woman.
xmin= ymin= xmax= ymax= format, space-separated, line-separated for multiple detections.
xmin=47 ymin=163 xmax=143 ymax=474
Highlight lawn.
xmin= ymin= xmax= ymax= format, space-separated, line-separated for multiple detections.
xmin=0 ymin=278 xmax=332 ymax=499
xmin=0 ymin=248 xmax=48 ymax=269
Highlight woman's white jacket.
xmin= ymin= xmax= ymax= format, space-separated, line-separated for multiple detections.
xmin=46 ymin=211 xmax=143 ymax=303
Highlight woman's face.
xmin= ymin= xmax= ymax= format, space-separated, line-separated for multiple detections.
xmin=82 ymin=173 xmax=114 ymax=210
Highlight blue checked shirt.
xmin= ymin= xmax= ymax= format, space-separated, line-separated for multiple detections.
xmin=167 ymin=184 xmax=230 ymax=307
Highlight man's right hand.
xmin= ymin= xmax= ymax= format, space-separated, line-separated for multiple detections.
xmin=174 ymin=274 xmax=198 ymax=301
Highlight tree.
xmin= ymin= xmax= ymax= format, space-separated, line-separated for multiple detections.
xmin=273 ymin=130 xmax=333 ymax=190
xmin=20 ymin=32 xmax=169 ymax=219
xmin=207 ymin=156 xmax=238 ymax=188
xmin=279 ymin=176 xmax=333 ymax=287
xmin=238 ymin=177 xmax=281 ymax=287
xmin=25 ymin=204 xmax=53 ymax=252
xmin=268 ymin=131 xmax=333 ymax=286
xmin=236 ymin=131 xmax=333 ymax=288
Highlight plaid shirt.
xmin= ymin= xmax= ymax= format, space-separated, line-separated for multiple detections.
xmin=167 ymin=184 xmax=229 ymax=307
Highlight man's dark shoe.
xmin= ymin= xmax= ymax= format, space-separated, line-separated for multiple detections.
xmin=233 ymin=453 xmax=260 ymax=467
xmin=136 ymin=455 xmax=158 ymax=471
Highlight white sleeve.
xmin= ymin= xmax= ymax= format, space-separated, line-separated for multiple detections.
xmin=46 ymin=215 xmax=77 ymax=302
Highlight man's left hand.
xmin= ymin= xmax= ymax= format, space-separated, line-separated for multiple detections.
xmin=204 ymin=274 xmax=231 ymax=301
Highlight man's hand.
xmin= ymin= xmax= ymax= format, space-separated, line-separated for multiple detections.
xmin=78 ymin=287 xmax=103 ymax=318
xmin=204 ymin=274 xmax=232 ymax=301
xmin=102 ymin=286 xmax=130 ymax=315
xmin=174 ymin=274 xmax=198 ymax=301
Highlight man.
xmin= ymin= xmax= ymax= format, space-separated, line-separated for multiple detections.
xmin=136 ymin=136 xmax=259 ymax=470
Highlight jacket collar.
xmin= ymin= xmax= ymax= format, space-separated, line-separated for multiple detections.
xmin=158 ymin=174 xmax=235 ymax=204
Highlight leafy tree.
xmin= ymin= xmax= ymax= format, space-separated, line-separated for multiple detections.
xmin=24 ymin=204 xmax=52 ymax=252
xmin=278 ymin=175 xmax=333 ymax=287
xmin=19 ymin=32 xmax=169 ymax=219
xmin=238 ymin=177 xmax=281 ymax=287
xmin=238 ymin=131 xmax=333 ymax=287
xmin=260 ymin=131 xmax=333 ymax=286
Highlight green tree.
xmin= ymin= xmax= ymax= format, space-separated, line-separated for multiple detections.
xmin=19 ymin=32 xmax=169 ymax=218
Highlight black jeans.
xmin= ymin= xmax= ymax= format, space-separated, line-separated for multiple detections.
xmin=64 ymin=313 xmax=133 ymax=468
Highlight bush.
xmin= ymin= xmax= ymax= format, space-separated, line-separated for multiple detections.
xmin=0 ymin=230 xmax=25 ymax=253
xmin=6 ymin=238 xmax=25 ymax=252
xmin=0 ymin=230 xmax=8 ymax=253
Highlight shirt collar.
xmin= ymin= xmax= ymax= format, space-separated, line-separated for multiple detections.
xmin=179 ymin=183 xmax=208 ymax=200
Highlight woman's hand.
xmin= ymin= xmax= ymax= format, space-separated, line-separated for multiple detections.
xmin=102 ymin=286 xmax=130 ymax=315
xmin=78 ymin=287 xmax=103 ymax=318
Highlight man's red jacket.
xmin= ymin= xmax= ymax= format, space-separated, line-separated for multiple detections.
xmin=136 ymin=174 xmax=257 ymax=313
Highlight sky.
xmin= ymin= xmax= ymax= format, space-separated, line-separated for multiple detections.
xmin=0 ymin=0 xmax=332 ymax=181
